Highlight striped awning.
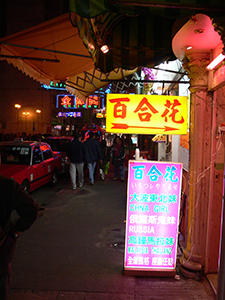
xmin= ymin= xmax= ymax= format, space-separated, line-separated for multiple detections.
xmin=66 ymin=67 xmax=137 ymax=99
xmin=69 ymin=0 xmax=225 ymax=73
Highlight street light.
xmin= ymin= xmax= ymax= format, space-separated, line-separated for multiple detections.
xmin=14 ymin=104 xmax=21 ymax=134
xmin=23 ymin=111 xmax=29 ymax=133
xmin=36 ymin=109 xmax=41 ymax=133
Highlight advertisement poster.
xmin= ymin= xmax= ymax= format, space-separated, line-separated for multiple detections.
xmin=106 ymin=94 xmax=188 ymax=135
xmin=124 ymin=160 xmax=182 ymax=275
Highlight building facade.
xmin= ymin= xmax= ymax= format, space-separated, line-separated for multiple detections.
xmin=0 ymin=0 xmax=70 ymax=137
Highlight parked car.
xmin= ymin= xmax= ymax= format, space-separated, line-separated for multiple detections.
xmin=44 ymin=136 xmax=73 ymax=174
xmin=0 ymin=140 xmax=62 ymax=193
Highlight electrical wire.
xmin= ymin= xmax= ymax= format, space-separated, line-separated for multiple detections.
xmin=188 ymin=133 xmax=222 ymax=186
xmin=192 ymin=91 xmax=212 ymax=107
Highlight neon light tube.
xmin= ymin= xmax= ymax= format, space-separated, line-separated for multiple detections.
xmin=206 ymin=53 xmax=225 ymax=70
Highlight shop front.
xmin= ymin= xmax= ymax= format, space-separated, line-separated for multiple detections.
xmin=172 ymin=13 xmax=225 ymax=295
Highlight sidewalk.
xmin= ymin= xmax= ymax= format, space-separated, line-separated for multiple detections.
xmin=8 ymin=166 xmax=216 ymax=300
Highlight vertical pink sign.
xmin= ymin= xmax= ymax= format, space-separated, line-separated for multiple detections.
xmin=124 ymin=160 xmax=182 ymax=274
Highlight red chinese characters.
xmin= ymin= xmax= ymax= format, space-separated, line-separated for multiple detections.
xmin=109 ymin=96 xmax=184 ymax=124
xmin=161 ymin=99 xmax=184 ymax=124
xmin=133 ymin=97 xmax=159 ymax=121
xmin=61 ymin=95 xmax=72 ymax=108
xmin=109 ymin=97 xmax=130 ymax=119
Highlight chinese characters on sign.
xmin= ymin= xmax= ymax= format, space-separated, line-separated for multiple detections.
xmin=56 ymin=95 xmax=75 ymax=108
xmin=106 ymin=94 xmax=188 ymax=135
xmin=124 ymin=161 xmax=182 ymax=274
xmin=57 ymin=112 xmax=82 ymax=118
xmin=87 ymin=95 xmax=99 ymax=107
xmin=56 ymin=95 xmax=86 ymax=109
xmin=76 ymin=97 xmax=86 ymax=108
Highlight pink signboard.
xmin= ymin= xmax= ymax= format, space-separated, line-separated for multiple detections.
xmin=124 ymin=160 xmax=182 ymax=275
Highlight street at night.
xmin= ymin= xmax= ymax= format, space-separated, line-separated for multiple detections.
xmin=2 ymin=1 xmax=225 ymax=299
xmin=7 ymin=171 xmax=216 ymax=300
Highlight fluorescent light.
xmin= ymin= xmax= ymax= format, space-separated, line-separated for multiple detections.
xmin=206 ymin=53 xmax=225 ymax=70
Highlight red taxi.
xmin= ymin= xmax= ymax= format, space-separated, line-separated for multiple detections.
xmin=0 ymin=140 xmax=62 ymax=193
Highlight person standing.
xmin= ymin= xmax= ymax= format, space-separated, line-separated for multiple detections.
xmin=99 ymin=139 xmax=110 ymax=181
xmin=84 ymin=131 xmax=102 ymax=185
xmin=0 ymin=175 xmax=39 ymax=300
xmin=66 ymin=133 xmax=84 ymax=190
xmin=112 ymin=136 xmax=125 ymax=181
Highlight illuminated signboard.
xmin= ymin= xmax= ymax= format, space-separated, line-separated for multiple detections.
xmin=96 ymin=113 xmax=106 ymax=118
xmin=87 ymin=95 xmax=99 ymax=108
xmin=106 ymin=94 xmax=188 ymax=135
xmin=56 ymin=95 xmax=75 ymax=108
xmin=76 ymin=97 xmax=86 ymax=108
xmin=124 ymin=160 xmax=182 ymax=276
xmin=57 ymin=112 xmax=82 ymax=117
xmin=93 ymin=108 xmax=106 ymax=114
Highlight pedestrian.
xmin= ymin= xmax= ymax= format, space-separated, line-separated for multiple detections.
xmin=99 ymin=139 xmax=110 ymax=181
xmin=111 ymin=136 xmax=125 ymax=181
xmin=66 ymin=132 xmax=84 ymax=190
xmin=84 ymin=131 xmax=102 ymax=185
xmin=0 ymin=175 xmax=39 ymax=300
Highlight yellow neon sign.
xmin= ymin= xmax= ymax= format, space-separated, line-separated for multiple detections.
xmin=106 ymin=94 xmax=188 ymax=135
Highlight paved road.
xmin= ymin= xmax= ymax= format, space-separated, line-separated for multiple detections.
xmin=8 ymin=172 xmax=216 ymax=300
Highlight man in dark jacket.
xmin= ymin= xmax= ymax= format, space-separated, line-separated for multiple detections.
xmin=84 ymin=132 xmax=102 ymax=185
xmin=66 ymin=133 xmax=84 ymax=190
xmin=0 ymin=175 xmax=39 ymax=300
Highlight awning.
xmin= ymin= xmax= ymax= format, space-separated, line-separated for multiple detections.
xmin=0 ymin=12 xmax=138 ymax=101
xmin=0 ymin=13 xmax=94 ymax=85
xmin=66 ymin=67 xmax=137 ymax=99
xmin=69 ymin=0 xmax=225 ymax=19
xmin=69 ymin=0 xmax=225 ymax=73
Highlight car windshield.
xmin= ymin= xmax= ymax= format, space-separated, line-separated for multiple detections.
xmin=0 ymin=145 xmax=31 ymax=165
xmin=45 ymin=139 xmax=70 ymax=152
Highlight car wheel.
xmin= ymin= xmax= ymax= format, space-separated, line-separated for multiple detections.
xmin=21 ymin=180 xmax=30 ymax=193
xmin=50 ymin=169 xmax=58 ymax=187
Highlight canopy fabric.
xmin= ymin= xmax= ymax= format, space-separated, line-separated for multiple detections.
xmin=69 ymin=0 xmax=225 ymax=73
xmin=69 ymin=0 xmax=225 ymax=19
xmin=70 ymin=12 xmax=176 ymax=73
xmin=0 ymin=12 xmax=137 ymax=101
xmin=66 ymin=67 xmax=137 ymax=99
xmin=0 ymin=13 xmax=94 ymax=85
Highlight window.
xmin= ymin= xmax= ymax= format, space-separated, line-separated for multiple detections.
xmin=32 ymin=147 xmax=43 ymax=165
xmin=0 ymin=145 xmax=31 ymax=165
xmin=41 ymin=144 xmax=53 ymax=160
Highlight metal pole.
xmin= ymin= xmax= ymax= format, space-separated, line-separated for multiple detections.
xmin=16 ymin=109 xmax=19 ymax=133
xmin=0 ymin=42 xmax=92 ymax=59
